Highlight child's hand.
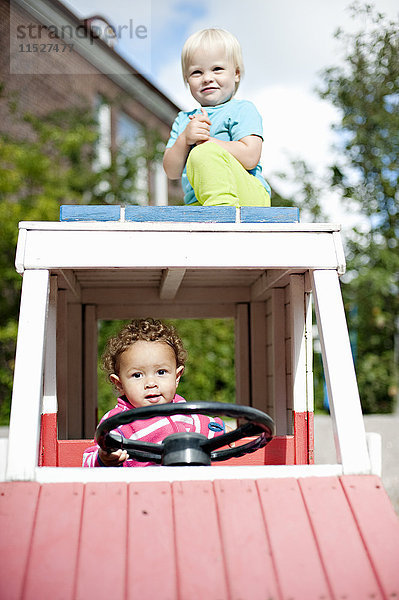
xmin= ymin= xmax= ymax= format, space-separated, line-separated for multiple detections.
xmin=98 ymin=448 xmax=128 ymax=467
xmin=184 ymin=107 xmax=211 ymax=145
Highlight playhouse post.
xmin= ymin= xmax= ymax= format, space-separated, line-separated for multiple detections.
xmin=311 ymin=269 xmax=371 ymax=474
xmin=6 ymin=269 xmax=50 ymax=480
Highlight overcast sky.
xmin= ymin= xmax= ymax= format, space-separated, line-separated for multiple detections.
xmin=62 ymin=0 xmax=398 ymax=226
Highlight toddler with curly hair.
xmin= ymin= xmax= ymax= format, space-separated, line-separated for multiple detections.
xmin=83 ymin=318 xmax=226 ymax=467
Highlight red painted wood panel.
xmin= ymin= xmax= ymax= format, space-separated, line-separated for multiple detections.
xmin=56 ymin=436 xmax=296 ymax=467
xmin=257 ymin=478 xmax=332 ymax=600
xmin=39 ymin=413 xmax=58 ymax=466
xmin=127 ymin=482 xmax=177 ymax=600
xmin=172 ymin=480 xmax=229 ymax=600
xmin=307 ymin=411 xmax=314 ymax=464
xmin=2 ymin=477 xmax=399 ymax=600
xmin=264 ymin=435 xmax=295 ymax=465
xmin=293 ymin=411 xmax=309 ymax=464
xmin=299 ymin=477 xmax=383 ymax=599
xmin=75 ymin=482 xmax=128 ymax=600
xmin=341 ymin=475 xmax=399 ymax=599
xmin=23 ymin=483 xmax=84 ymax=600
xmin=0 ymin=482 xmax=40 ymax=600
xmin=58 ymin=439 xmax=93 ymax=467
xmin=214 ymin=479 xmax=281 ymax=600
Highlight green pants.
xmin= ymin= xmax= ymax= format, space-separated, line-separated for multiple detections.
xmin=186 ymin=142 xmax=271 ymax=207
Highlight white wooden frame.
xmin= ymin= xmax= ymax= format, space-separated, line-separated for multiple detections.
xmin=5 ymin=221 xmax=372 ymax=481
xmin=6 ymin=270 xmax=50 ymax=480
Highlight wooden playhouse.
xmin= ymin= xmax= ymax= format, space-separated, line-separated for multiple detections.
xmin=1 ymin=206 xmax=398 ymax=600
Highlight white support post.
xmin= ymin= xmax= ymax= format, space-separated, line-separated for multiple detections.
xmin=305 ymin=290 xmax=314 ymax=414
xmin=235 ymin=304 xmax=250 ymax=407
xmin=67 ymin=303 xmax=83 ymax=438
xmin=271 ymin=288 xmax=288 ymax=434
xmin=6 ymin=270 xmax=50 ymax=480
xmin=250 ymin=302 xmax=268 ymax=411
xmin=83 ymin=304 xmax=98 ymax=438
xmin=311 ymin=269 xmax=371 ymax=474
xmin=56 ymin=289 xmax=68 ymax=439
xmin=290 ymin=275 xmax=307 ymax=415
xmin=42 ymin=275 xmax=58 ymax=415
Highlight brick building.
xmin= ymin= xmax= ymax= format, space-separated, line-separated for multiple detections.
xmin=0 ymin=0 xmax=182 ymax=204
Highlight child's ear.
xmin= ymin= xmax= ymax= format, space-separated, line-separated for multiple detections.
xmin=110 ymin=373 xmax=123 ymax=391
xmin=176 ymin=365 xmax=185 ymax=386
xmin=235 ymin=68 xmax=240 ymax=83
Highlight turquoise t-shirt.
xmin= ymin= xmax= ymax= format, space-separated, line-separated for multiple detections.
xmin=166 ymin=98 xmax=271 ymax=205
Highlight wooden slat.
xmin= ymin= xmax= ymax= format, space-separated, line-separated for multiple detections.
xmin=299 ymin=477 xmax=383 ymax=599
xmin=127 ymin=482 xmax=177 ymax=600
xmin=340 ymin=475 xmax=399 ymax=598
xmin=22 ymin=230 xmax=342 ymax=270
xmin=75 ymin=483 xmax=128 ymax=599
xmin=23 ymin=483 xmax=83 ymax=600
xmin=264 ymin=435 xmax=295 ymax=465
xmin=56 ymin=289 xmax=68 ymax=438
xmin=125 ymin=205 xmax=236 ymax=222
xmin=0 ymin=482 xmax=40 ymax=600
xmin=39 ymin=413 xmax=58 ymax=466
xmin=214 ymin=479 xmax=280 ymax=600
xmin=83 ymin=304 xmax=98 ymax=437
xmin=83 ymin=284 xmax=251 ymax=305
xmin=67 ymin=302 xmax=83 ymax=438
xmin=159 ymin=268 xmax=186 ymax=300
xmin=240 ymin=206 xmax=299 ymax=223
xmin=250 ymin=302 xmax=268 ymax=411
xmin=235 ymin=303 xmax=250 ymax=407
xmin=60 ymin=205 xmax=121 ymax=221
xmin=272 ymin=288 xmax=288 ymax=434
xmin=257 ymin=478 xmax=332 ymax=599
xmin=97 ymin=302 xmax=236 ymax=320
xmin=172 ymin=480 xmax=228 ymax=600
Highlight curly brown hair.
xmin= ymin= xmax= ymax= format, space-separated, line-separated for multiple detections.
xmin=102 ymin=318 xmax=187 ymax=378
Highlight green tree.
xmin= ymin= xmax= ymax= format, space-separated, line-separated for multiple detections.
xmin=271 ymin=4 xmax=398 ymax=413
xmin=0 ymin=92 xmax=164 ymax=423
xmin=318 ymin=3 xmax=398 ymax=412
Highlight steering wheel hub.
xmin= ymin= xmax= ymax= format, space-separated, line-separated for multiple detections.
xmin=162 ymin=433 xmax=211 ymax=466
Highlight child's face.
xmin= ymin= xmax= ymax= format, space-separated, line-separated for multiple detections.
xmin=186 ymin=44 xmax=240 ymax=106
xmin=110 ymin=340 xmax=184 ymax=409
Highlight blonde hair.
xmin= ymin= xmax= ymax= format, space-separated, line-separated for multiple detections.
xmin=181 ymin=28 xmax=244 ymax=93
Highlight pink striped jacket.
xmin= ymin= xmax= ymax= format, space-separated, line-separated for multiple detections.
xmin=82 ymin=394 xmax=225 ymax=467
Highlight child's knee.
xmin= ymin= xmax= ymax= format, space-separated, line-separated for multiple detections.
xmin=187 ymin=142 xmax=224 ymax=170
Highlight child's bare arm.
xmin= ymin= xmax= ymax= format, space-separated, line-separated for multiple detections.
xmin=98 ymin=447 xmax=128 ymax=467
xmin=163 ymin=109 xmax=211 ymax=179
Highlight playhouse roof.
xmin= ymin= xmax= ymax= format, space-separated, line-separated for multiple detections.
xmin=1 ymin=475 xmax=398 ymax=599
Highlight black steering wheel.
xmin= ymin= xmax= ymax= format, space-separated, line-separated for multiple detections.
xmin=95 ymin=402 xmax=274 ymax=466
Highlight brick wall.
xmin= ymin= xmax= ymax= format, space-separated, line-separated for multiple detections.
xmin=0 ymin=0 xmax=183 ymax=203
xmin=0 ymin=0 xmax=174 ymax=142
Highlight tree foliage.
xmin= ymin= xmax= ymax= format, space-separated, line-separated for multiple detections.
xmin=319 ymin=4 xmax=398 ymax=412
xmin=302 ymin=3 xmax=398 ymax=413
xmin=271 ymin=4 xmax=398 ymax=413
xmin=0 ymin=92 xmax=163 ymax=423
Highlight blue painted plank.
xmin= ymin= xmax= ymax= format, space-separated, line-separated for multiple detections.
xmin=240 ymin=207 xmax=299 ymax=223
xmin=125 ymin=206 xmax=236 ymax=223
xmin=60 ymin=205 xmax=121 ymax=221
